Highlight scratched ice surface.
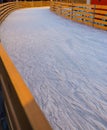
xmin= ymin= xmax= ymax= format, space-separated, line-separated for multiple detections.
xmin=0 ymin=7 xmax=107 ymax=130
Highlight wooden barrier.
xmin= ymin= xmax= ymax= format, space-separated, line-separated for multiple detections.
xmin=0 ymin=1 xmax=50 ymax=24
xmin=50 ymin=2 xmax=107 ymax=31
xmin=53 ymin=0 xmax=86 ymax=3
xmin=0 ymin=2 xmax=18 ymax=24
xmin=0 ymin=2 xmax=52 ymax=129
xmin=0 ymin=43 xmax=52 ymax=130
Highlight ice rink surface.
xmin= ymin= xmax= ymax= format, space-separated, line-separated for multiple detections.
xmin=0 ymin=7 xmax=107 ymax=130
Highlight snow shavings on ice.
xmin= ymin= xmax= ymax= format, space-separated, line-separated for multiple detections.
xmin=0 ymin=7 xmax=107 ymax=130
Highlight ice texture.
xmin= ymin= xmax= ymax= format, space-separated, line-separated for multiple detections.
xmin=0 ymin=7 xmax=107 ymax=130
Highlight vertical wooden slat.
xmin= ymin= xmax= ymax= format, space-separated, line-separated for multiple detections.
xmin=93 ymin=4 xmax=96 ymax=27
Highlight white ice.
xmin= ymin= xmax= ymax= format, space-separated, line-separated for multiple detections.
xmin=0 ymin=7 xmax=107 ymax=130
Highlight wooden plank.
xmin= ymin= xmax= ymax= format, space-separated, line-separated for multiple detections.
xmin=0 ymin=2 xmax=15 ymax=6
xmin=62 ymin=10 xmax=70 ymax=15
xmin=95 ymin=14 xmax=107 ymax=20
xmin=1 ymin=3 xmax=14 ymax=9
xmin=73 ymin=15 xmax=84 ymax=19
xmin=84 ymin=17 xmax=93 ymax=21
xmin=85 ymin=5 xmax=95 ymax=8
xmin=94 ymin=19 xmax=107 ymax=25
xmin=94 ymin=24 xmax=107 ymax=30
xmin=61 ymin=2 xmax=70 ymax=6
xmin=95 ymin=10 xmax=107 ymax=15
xmin=72 ymin=17 xmax=84 ymax=22
xmin=0 ymin=7 xmax=18 ymax=23
xmin=85 ymin=9 xmax=94 ymax=13
xmin=0 ymin=8 xmax=14 ymax=20
xmin=73 ymin=3 xmax=86 ymax=7
xmin=65 ymin=15 xmax=70 ymax=19
xmin=73 ymin=11 xmax=84 ymax=15
xmin=84 ymin=21 xmax=93 ymax=26
xmin=85 ymin=13 xmax=93 ymax=17
xmin=61 ymin=6 xmax=70 ymax=9
xmin=96 ymin=5 xmax=107 ymax=9
xmin=0 ymin=3 xmax=16 ymax=10
xmin=73 ymin=7 xmax=84 ymax=11
xmin=0 ymin=5 xmax=16 ymax=16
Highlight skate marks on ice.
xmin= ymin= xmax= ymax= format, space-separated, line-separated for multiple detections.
xmin=0 ymin=8 xmax=107 ymax=130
